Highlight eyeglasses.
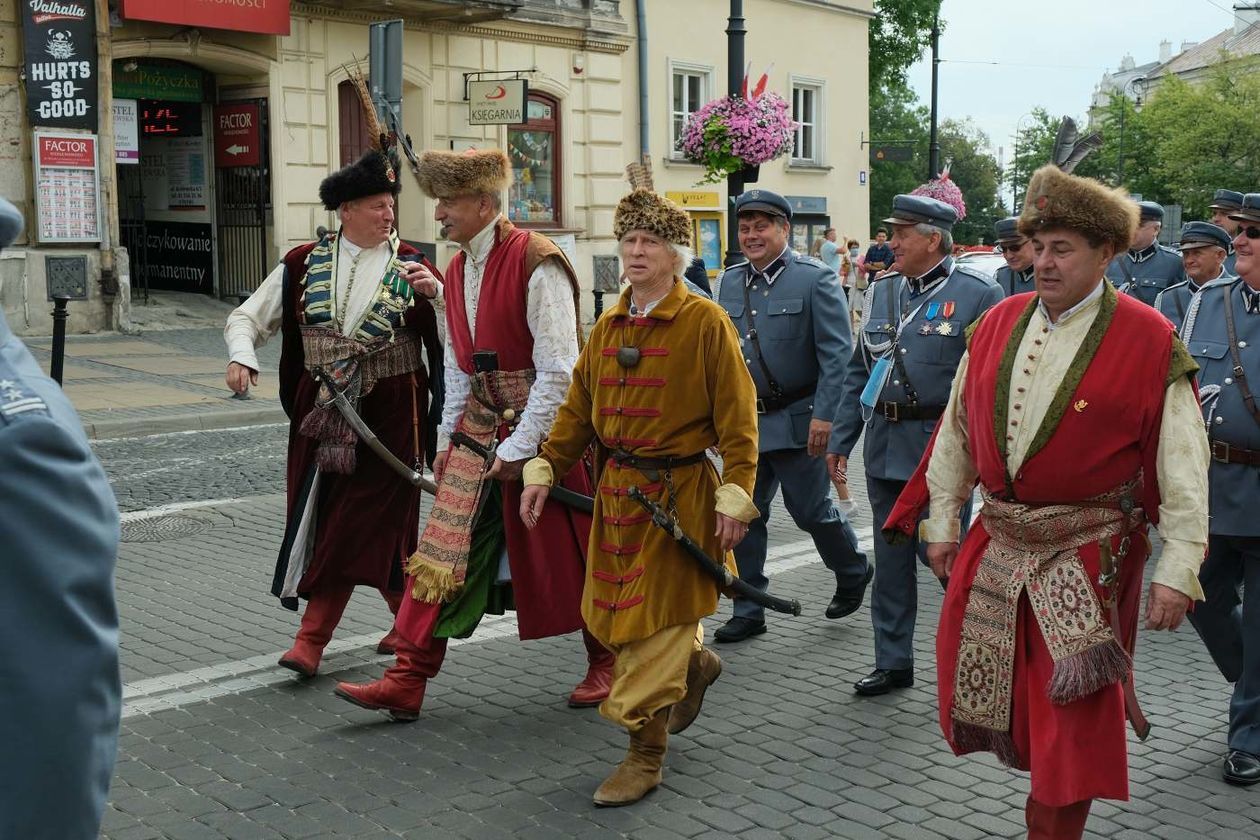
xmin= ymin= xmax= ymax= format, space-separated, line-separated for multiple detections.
xmin=1244 ymin=226 xmax=1260 ymax=240
xmin=998 ymin=242 xmax=1026 ymax=253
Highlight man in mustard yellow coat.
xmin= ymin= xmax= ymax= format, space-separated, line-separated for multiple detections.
xmin=521 ymin=188 xmax=760 ymax=806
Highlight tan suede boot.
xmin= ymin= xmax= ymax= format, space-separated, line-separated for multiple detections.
xmin=667 ymin=647 xmax=722 ymax=735
xmin=593 ymin=710 xmax=668 ymax=807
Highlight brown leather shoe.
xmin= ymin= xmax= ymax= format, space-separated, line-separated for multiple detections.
xmin=334 ymin=678 xmax=423 ymax=722
xmin=593 ymin=710 xmax=668 ymax=807
xmin=667 ymin=647 xmax=722 ymax=735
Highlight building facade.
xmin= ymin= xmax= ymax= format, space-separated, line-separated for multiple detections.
xmin=1 ymin=0 xmax=869 ymax=335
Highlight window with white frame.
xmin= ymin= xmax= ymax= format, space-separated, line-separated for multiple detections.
xmin=791 ymin=79 xmax=824 ymax=164
xmin=670 ymin=61 xmax=712 ymax=158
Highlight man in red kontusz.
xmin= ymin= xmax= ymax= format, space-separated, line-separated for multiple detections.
xmin=885 ymin=165 xmax=1208 ymax=839
xmin=334 ymin=148 xmax=611 ymax=720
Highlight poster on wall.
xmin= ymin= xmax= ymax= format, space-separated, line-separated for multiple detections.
xmin=33 ymin=131 xmax=100 ymax=243
xmin=143 ymin=220 xmax=214 ymax=294
xmin=114 ymin=99 xmax=139 ymax=164
xmin=166 ymin=136 xmax=207 ymax=209
xmin=21 ymin=0 xmax=98 ymax=130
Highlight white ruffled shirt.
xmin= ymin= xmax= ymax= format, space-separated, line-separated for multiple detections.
xmin=437 ymin=218 xmax=578 ymax=463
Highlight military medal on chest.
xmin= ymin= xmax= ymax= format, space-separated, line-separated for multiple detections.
xmin=919 ymin=301 xmax=941 ymax=335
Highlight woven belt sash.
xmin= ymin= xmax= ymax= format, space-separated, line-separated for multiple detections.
xmin=406 ymin=369 xmax=536 ymax=604
xmin=950 ymin=479 xmax=1144 ymax=767
xmin=296 ymin=325 xmax=423 ymax=474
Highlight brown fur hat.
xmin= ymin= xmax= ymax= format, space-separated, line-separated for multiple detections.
xmin=613 ymin=189 xmax=692 ymax=247
xmin=1018 ymin=165 xmax=1137 ymax=254
xmin=414 ymin=149 xmax=511 ymax=199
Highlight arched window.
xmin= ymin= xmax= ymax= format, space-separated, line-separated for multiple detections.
xmin=507 ymin=93 xmax=561 ymax=227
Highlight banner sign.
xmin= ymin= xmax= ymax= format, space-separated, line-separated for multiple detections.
xmin=142 ymin=220 xmax=215 ymax=294
xmin=119 ymin=0 xmax=291 ymax=35
xmin=468 ymin=79 xmax=527 ymax=125
xmin=33 ymin=130 xmax=101 ymax=242
xmin=21 ymin=0 xmax=98 ymax=130
xmin=114 ymin=98 xmax=139 ymax=163
xmin=214 ymin=103 xmax=261 ymax=168
xmin=113 ymin=62 xmax=205 ymax=103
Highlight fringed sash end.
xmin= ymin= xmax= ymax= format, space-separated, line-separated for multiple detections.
xmin=952 ymin=720 xmax=1021 ymax=768
xmin=406 ymin=552 xmax=462 ymax=603
xmin=1046 ymin=639 xmax=1131 ymax=705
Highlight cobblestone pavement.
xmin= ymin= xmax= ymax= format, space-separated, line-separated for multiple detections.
xmin=100 ymin=427 xmax=1258 ymax=839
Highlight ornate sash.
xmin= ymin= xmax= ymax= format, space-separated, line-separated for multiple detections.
xmin=406 ymin=370 xmax=536 ymax=603
xmin=951 ymin=480 xmax=1144 ymax=766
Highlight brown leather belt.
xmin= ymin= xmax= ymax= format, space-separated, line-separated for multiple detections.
xmin=1210 ymin=439 xmax=1260 ymax=466
xmin=874 ymin=400 xmax=946 ymax=422
xmin=608 ymin=450 xmax=708 ymax=471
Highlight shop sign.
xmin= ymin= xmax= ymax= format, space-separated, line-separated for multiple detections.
xmin=114 ymin=99 xmax=140 ymax=164
xmin=142 ymin=220 xmax=215 ymax=294
xmin=33 ymin=130 xmax=101 ymax=242
xmin=665 ymin=191 xmax=720 ymax=209
xmin=785 ymin=195 xmax=827 ymax=215
xmin=113 ymin=62 xmax=206 ymax=103
xmin=21 ymin=0 xmax=98 ymax=130
xmin=214 ymin=103 xmax=261 ymax=167
xmin=119 ymin=0 xmax=291 ymax=35
xmin=468 ymin=80 xmax=527 ymax=125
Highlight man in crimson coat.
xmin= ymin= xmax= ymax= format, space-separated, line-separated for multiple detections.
xmin=886 ymin=165 xmax=1208 ymax=838
xmin=334 ymin=148 xmax=611 ymax=720
xmin=225 ymin=148 xmax=444 ymax=678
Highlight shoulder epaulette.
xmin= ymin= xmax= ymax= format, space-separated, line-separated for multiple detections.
xmin=952 ymin=263 xmax=1001 ymax=287
xmin=0 ymin=367 xmax=50 ymax=425
xmin=793 ymin=254 xmax=828 ymax=270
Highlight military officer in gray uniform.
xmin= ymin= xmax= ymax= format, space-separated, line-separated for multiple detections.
xmin=1104 ymin=200 xmax=1186 ymax=305
xmin=829 ymin=195 xmax=1003 ymax=696
xmin=1182 ymin=193 xmax=1260 ymax=787
xmin=1154 ymin=221 xmax=1234 ymax=330
xmin=0 ymin=197 xmax=121 ymax=838
xmin=714 ymin=189 xmax=869 ymax=642
xmin=993 ymin=215 xmax=1035 ymax=297
xmin=1210 ymin=188 xmax=1244 ymax=276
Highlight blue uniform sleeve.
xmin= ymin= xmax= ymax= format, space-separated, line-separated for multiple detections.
xmin=829 ymin=335 xmax=870 ymax=457
xmin=810 ymin=266 xmax=852 ymax=422
xmin=0 ymin=415 xmax=121 ymax=840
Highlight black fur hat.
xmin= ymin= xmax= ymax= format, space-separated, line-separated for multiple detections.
xmin=319 ymin=150 xmax=400 ymax=210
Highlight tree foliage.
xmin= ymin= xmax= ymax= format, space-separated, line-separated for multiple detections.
xmin=868 ymin=0 xmax=942 ymax=95
xmin=868 ymin=83 xmax=929 ymax=234
xmin=940 ymin=119 xmax=1007 ymax=244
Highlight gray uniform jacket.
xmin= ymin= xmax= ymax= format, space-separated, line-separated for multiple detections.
xmin=1154 ymin=271 xmax=1233 ymax=331
xmin=1106 ymin=243 xmax=1187 ymax=306
xmin=718 ymin=250 xmax=852 ymax=453
xmin=994 ymin=265 xmax=1035 ymax=298
xmin=1183 ymin=278 xmax=1260 ymax=537
xmin=831 ymin=260 xmax=1003 ymax=482
xmin=0 ymin=312 xmax=121 ymax=839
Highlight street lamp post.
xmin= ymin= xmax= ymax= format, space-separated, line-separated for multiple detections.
xmin=724 ymin=0 xmax=747 ymax=267
xmin=927 ymin=10 xmax=941 ymax=180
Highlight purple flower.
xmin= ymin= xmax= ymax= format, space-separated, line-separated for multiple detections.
xmin=681 ymin=92 xmax=798 ymax=184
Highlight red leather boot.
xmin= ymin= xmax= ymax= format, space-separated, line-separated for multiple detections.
xmin=334 ymin=636 xmax=449 ymax=722
xmin=568 ymin=629 xmax=615 ymax=708
xmin=376 ymin=589 xmax=404 ymax=655
xmin=1025 ymin=797 xmax=1092 ymax=840
xmin=279 ymin=585 xmax=354 ymax=677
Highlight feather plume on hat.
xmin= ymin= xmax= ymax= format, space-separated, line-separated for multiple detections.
xmin=318 ymin=65 xmax=402 ymax=210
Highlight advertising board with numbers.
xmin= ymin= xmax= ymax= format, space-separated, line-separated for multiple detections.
xmin=21 ymin=0 xmax=98 ymax=130
xmin=33 ymin=131 xmax=101 ymax=243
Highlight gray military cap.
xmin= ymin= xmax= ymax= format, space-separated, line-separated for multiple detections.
xmin=1228 ymin=194 xmax=1260 ymax=225
xmin=1137 ymin=201 xmax=1164 ymax=222
xmin=883 ymin=195 xmax=958 ymax=231
xmin=1177 ymin=221 xmax=1232 ymax=252
xmin=994 ymin=216 xmax=1022 ymax=244
xmin=0 ymin=197 xmax=21 ymax=251
xmin=1208 ymin=189 xmax=1244 ymax=212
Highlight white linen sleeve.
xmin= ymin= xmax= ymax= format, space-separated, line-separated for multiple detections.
xmin=1151 ymin=375 xmax=1209 ymax=601
xmin=437 ymin=324 xmax=469 ymax=453
xmin=223 ymin=262 xmax=286 ymax=371
xmin=495 ymin=258 xmax=579 ymax=462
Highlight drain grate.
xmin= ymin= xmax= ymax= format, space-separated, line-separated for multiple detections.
xmin=121 ymin=514 xmax=214 ymax=543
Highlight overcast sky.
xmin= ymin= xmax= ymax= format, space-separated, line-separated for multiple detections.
xmin=906 ymin=0 xmax=1239 ymax=182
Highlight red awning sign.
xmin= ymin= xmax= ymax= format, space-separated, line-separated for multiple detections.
xmin=119 ymin=0 xmax=290 ymax=35
xmin=214 ymin=103 xmax=261 ymax=168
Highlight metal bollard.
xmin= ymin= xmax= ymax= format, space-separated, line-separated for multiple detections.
xmin=50 ymin=295 xmax=70 ymax=386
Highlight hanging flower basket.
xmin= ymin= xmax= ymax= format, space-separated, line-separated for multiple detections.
xmin=680 ymin=92 xmax=797 ymax=186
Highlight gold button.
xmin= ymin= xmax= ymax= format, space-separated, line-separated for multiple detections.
xmin=1034 ymin=339 xmax=1043 ymax=346
xmin=1023 ymin=368 xmax=1031 ymax=375
xmin=616 ymin=407 xmax=623 ymax=414
xmin=502 ymin=408 xmax=516 ymax=422
xmin=1027 ymin=354 xmax=1036 ymax=360
xmin=619 ymin=378 xmax=626 ymax=385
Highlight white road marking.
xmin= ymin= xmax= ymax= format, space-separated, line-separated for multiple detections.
xmin=119 ymin=496 xmax=267 ymax=523
xmin=121 ymin=534 xmax=876 ymax=719
xmin=92 ymin=422 xmax=287 ymax=446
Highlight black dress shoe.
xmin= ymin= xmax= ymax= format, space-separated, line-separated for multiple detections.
xmin=1224 ymin=750 xmax=1260 ymax=786
xmin=826 ymin=564 xmax=875 ymax=620
xmin=853 ymin=668 xmax=914 ymax=696
xmin=713 ymin=616 xmax=767 ymax=643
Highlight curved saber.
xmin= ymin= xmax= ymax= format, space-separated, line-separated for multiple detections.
xmin=626 ymin=486 xmax=802 ymax=617
xmin=312 ymin=369 xmax=438 ymax=494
